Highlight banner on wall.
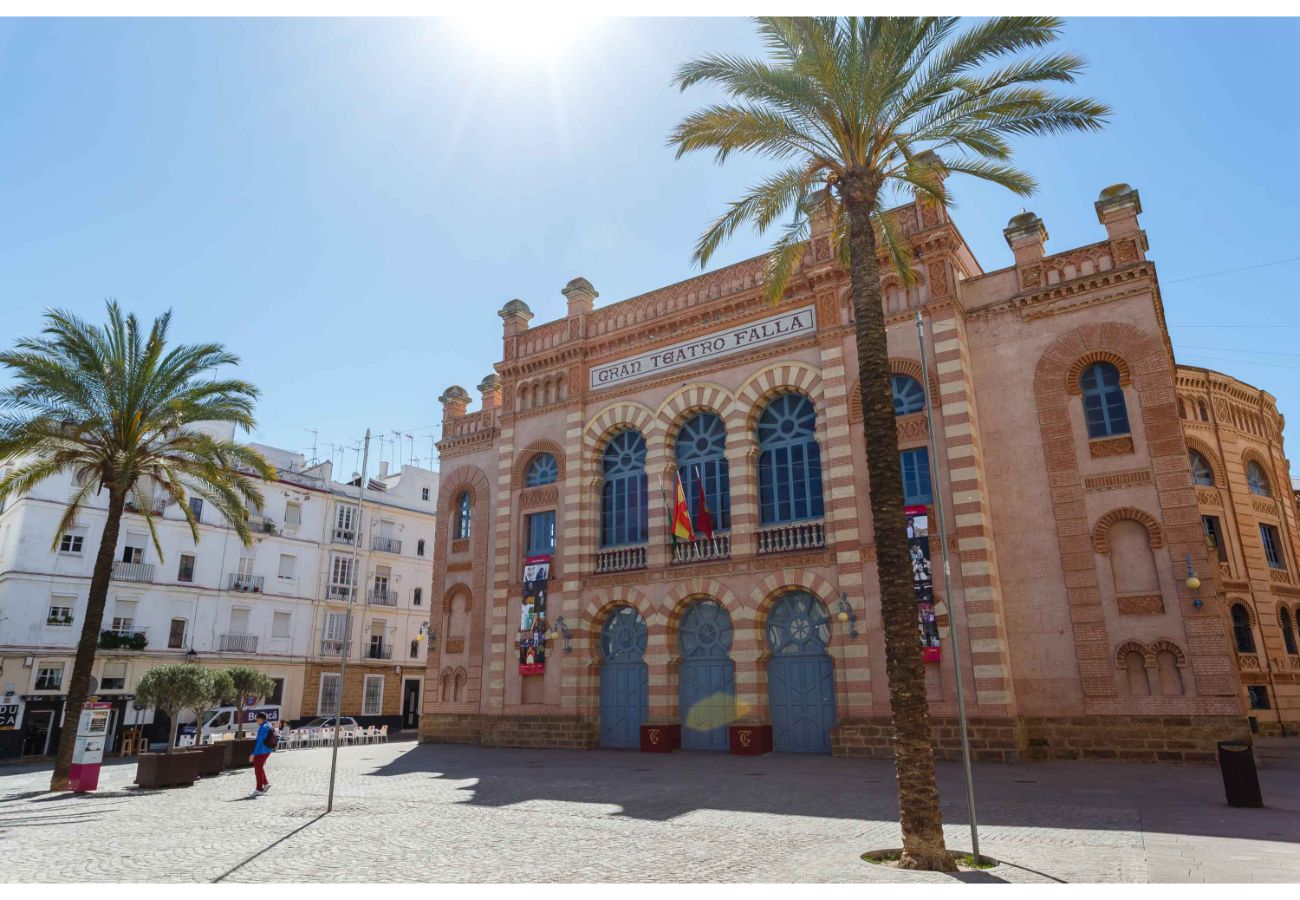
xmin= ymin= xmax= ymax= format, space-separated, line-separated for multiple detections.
xmin=519 ymin=555 xmax=552 ymax=675
xmin=906 ymin=505 xmax=942 ymax=662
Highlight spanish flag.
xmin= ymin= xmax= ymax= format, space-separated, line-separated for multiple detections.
xmin=671 ymin=470 xmax=694 ymax=542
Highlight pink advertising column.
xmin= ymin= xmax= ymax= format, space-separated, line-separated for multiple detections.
xmin=68 ymin=701 xmax=112 ymax=793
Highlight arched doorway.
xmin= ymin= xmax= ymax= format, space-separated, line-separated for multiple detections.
xmin=678 ymin=599 xmax=735 ymax=751
xmin=766 ymin=591 xmax=836 ymax=753
xmin=598 ymin=606 xmax=648 ymax=748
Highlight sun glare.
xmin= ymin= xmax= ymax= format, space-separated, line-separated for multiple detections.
xmin=454 ymin=15 xmax=593 ymax=63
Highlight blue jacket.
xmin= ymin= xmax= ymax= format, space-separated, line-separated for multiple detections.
xmin=252 ymin=722 xmax=274 ymax=755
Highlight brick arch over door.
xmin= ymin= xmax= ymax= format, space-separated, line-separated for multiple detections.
xmin=1033 ymin=321 xmax=1226 ymax=707
xmin=574 ymin=585 xmax=661 ymax=714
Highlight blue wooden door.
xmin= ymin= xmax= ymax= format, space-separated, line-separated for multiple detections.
xmin=766 ymin=591 xmax=836 ymax=753
xmin=678 ymin=599 xmax=734 ymax=751
xmin=599 ymin=605 xmax=648 ymax=748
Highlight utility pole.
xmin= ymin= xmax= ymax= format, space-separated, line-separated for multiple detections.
xmin=915 ymin=312 xmax=981 ymax=865
xmin=327 ymin=428 xmax=369 ymax=814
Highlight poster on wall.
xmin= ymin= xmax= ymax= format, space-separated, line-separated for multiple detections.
xmin=519 ymin=555 xmax=552 ymax=675
xmin=906 ymin=505 xmax=942 ymax=662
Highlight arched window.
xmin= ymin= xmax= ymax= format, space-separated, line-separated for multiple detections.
xmin=1123 ymin=651 xmax=1150 ymax=697
xmin=1246 ymin=461 xmax=1271 ymax=497
xmin=1080 ymin=362 xmax=1130 ymax=438
xmin=525 ymin=453 xmax=558 ymax=487
xmin=1281 ymin=607 xmax=1298 ymax=656
xmin=757 ymin=394 xmax=825 ymax=525
xmin=1197 ymin=400 xmax=1209 ymax=421
xmin=1156 ymin=650 xmax=1184 ymax=696
xmin=892 ymin=375 xmax=926 ymax=416
xmin=454 ymin=492 xmax=471 ymax=540
xmin=600 ymin=430 xmax=648 ymax=547
xmin=1231 ymin=603 xmax=1255 ymax=654
xmin=676 ymin=412 xmax=730 ymax=532
xmin=1109 ymin=519 xmax=1160 ymax=597
xmin=1189 ymin=451 xmax=1215 ymax=486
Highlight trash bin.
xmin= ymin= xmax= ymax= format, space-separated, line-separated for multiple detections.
xmin=1216 ymin=740 xmax=1263 ymax=808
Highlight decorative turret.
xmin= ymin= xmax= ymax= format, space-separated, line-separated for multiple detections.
xmin=477 ymin=374 xmax=502 ymax=412
xmin=498 ymin=298 xmax=534 ymax=338
xmin=1095 ymin=183 xmax=1143 ymax=240
xmin=562 ymin=277 xmax=598 ymax=318
xmin=437 ymin=385 xmax=471 ymax=421
xmin=1003 ymin=209 xmax=1048 ymax=265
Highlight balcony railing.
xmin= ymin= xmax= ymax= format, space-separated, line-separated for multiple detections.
xmin=371 ymin=536 xmax=402 ymax=554
xmin=227 ymin=573 xmax=265 ymax=593
xmin=125 ymin=499 xmax=167 ymax=516
xmin=99 ymin=628 xmax=148 ymax=650
xmin=368 ymin=588 xmax=398 ymax=607
xmin=320 ymin=638 xmax=350 ymax=657
xmin=756 ymin=519 xmax=826 ymax=555
xmin=326 ymin=583 xmax=356 ymax=601
xmin=111 ymin=561 xmax=155 ymax=583
xmin=247 ymin=515 xmax=277 ymax=535
xmin=594 ymin=544 xmax=647 ymax=574
xmin=219 ymin=633 xmax=258 ymax=653
xmin=671 ymin=534 xmax=731 ymax=565
xmin=331 ymin=528 xmax=357 ymax=546
xmin=366 ymin=642 xmax=393 ymax=660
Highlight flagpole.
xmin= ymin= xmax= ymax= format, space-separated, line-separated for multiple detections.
xmin=915 ymin=311 xmax=981 ymax=866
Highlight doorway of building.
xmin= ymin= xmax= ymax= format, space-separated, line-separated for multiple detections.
xmin=599 ymin=605 xmax=649 ymax=748
xmin=402 ymin=679 xmax=421 ymax=730
xmin=21 ymin=709 xmax=54 ymax=757
xmin=766 ymin=591 xmax=836 ymax=753
xmin=678 ymin=599 xmax=735 ymax=751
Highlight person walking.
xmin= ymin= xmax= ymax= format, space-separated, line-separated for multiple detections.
xmin=248 ymin=712 xmax=277 ymax=798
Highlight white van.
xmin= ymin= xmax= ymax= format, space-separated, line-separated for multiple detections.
xmin=180 ymin=705 xmax=281 ymax=743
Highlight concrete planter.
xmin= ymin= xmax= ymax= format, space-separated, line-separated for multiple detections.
xmin=134 ymin=751 xmax=201 ymax=788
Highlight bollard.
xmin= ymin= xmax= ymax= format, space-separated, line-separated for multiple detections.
xmin=1216 ymin=740 xmax=1263 ymax=808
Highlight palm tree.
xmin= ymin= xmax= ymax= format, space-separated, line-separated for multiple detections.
xmin=669 ymin=17 xmax=1108 ymax=871
xmin=0 ymin=302 xmax=275 ymax=791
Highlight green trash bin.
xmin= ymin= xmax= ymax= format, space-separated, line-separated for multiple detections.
xmin=1216 ymin=740 xmax=1263 ymax=808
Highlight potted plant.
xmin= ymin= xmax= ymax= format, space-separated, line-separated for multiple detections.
xmin=224 ymin=665 xmax=275 ymax=769
xmin=190 ymin=669 xmax=236 ymax=776
xmin=133 ymin=664 xmax=209 ymax=788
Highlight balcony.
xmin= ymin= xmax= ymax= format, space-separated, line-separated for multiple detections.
xmin=99 ymin=628 xmax=148 ymax=650
xmin=671 ymin=534 xmax=731 ymax=565
xmin=371 ymin=536 xmax=402 ymax=554
xmin=756 ymin=519 xmax=826 ymax=555
xmin=247 ymin=515 xmax=277 ymax=535
xmin=368 ymin=588 xmax=398 ymax=607
xmin=325 ymin=583 xmax=356 ymax=602
xmin=594 ymin=544 xmax=647 ymax=574
xmin=111 ymin=561 xmax=155 ymax=583
xmin=125 ymin=498 xmax=167 ymax=516
xmin=218 ymin=633 xmax=258 ymax=653
xmin=366 ymin=642 xmax=393 ymax=660
xmin=320 ymin=638 xmax=350 ymax=657
xmin=331 ymin=528 xmax=357 ymax=546
xmin=227 ymin=573 xmax=265 ymax=593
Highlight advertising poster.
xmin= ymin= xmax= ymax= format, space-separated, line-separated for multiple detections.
xmin=905 ymin=505 xmax=942 ymax=661
xmin=519 ymin=555 xmax=551 ymax=675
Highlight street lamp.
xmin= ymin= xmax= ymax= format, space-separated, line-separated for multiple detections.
xmin=417 ymin=621 xmax=436 ymax=652
xmin=545 ymin=616 xmax=572 ymax=653
xmin=836 ymin=592 xmax=859 ymax=638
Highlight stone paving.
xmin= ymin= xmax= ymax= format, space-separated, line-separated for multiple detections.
xmin=1 ymin=736 xmax=1298 ymax=883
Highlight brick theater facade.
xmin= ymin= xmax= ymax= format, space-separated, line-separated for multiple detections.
xmin=420 ymin=181 xmax=1300 ymax=762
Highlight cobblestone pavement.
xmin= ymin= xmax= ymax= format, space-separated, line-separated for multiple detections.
xmin=1 ymin=736 xmax=1298 ymax=883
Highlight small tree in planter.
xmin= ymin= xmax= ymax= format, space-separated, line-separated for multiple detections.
xmin=190 ymin=669 xmax=236 ymax=745
xmin=225 ymin=665 xmax=276 ymax=736
xmin=136 ymin=664 xmax=212 ymax=753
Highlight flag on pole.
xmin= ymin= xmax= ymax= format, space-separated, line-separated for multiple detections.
xmin=671 ymin=470 xmax=694 ymax=542
xmin=694 ymin=466 xmax=714 ymax=539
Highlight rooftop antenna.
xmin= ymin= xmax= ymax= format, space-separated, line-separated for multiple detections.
xmin=304 ymin=428 xmax=319 ymax=466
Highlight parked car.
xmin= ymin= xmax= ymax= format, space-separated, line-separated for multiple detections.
xmin=180 ymin=705 xmax=282 ymax=742
xmin=301 ymin=716 xmax=360 ymax=730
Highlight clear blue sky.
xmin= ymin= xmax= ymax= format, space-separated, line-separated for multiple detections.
xmin=2 ymin=17 xmax=1298 ymax=478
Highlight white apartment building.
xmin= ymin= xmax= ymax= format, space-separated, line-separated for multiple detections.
xmin=0 ymin=426 xmax=436 ymax=759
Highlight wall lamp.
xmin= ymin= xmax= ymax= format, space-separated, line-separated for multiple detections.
xmin=837 ymin=592 xmax=859 ymax=639
xmin=185 ymin=648 xmax=198 ymax=663
xmin=417 ymin=621 xmax=436 ymax=651
xmin=546 ymin=616 xmax=572 ymax=653
xmin=1184 ymin=554 xmax=1203 ymax=609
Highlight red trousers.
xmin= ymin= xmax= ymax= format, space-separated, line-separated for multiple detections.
xmin=252 ymin=753 xmax=270 ymax=790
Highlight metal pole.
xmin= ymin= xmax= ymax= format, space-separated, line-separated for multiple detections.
xmin=914 ymin=312 xmax=981 ymax=865
xmin=327 ymin=429 xmax=369 ymax=813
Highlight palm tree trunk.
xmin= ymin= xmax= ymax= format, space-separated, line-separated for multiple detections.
xmin=50 ymin=490 xmax=126 ymax=791
xmin=843 ymin=172 xmax=954 ymax=873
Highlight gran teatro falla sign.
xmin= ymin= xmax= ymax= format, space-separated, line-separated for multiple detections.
xmin=589 ymin=305 xmax=817 ymax=391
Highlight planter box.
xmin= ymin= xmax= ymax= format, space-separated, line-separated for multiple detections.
xmin=639 ymin=724 xmax=681 ymax=753
xmin=728 ymin=724 xmax=772 ymax=756
xmin=134 ymin=751 xmax=201 ymax=788
xmin=225 ymin=738 xmax=256 ymax=769
xmin=195 ymin=743 xmax=227 ymax=776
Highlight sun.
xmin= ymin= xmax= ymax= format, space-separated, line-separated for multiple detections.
xmin=453 ymin=15 xmax=594 ymax=63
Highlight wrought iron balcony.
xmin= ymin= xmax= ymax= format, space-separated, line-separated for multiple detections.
xmin=320 ymin=638 xmax=350 ymax=657
xmin=125 ymin=498 xmax=167 ymax=516
xmin=366 ymin=642 xmax=393 ymax=660
xmin=594 ymin=544 xmax=647 ymax=574
xmin=756 ymin=519 xmax=826 ymax=555
xmin=325 ymin=583 xmax=356 ymax=601
xmin=227 ymin=573 xmax=265 ymax=593
xmin=371 ymin=536 xmax=402 ymax=554
xmin=368 ymin=588 xmax=398 ymax=607
xmin=99 ymin=628 xmax=148 ymax=650
xmin=111 ymin=561 xmax=155 ymax=583
xmin=331 ymin=528 xmax=357 ymax=546
xmin=218 ymin=633 xmax=258 ymax=653
xmin=247 ymin=515 xmax=277 ymax=535
xmin=671 ymin=534 xmax=731 ymax=565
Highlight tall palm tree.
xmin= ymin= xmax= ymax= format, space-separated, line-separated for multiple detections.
xmin=669 ymin=17 xmax=1108 ymax=871
xmin=0 ymin=302 xmax=275 ymax=791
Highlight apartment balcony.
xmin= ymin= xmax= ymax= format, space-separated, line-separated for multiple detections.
xmin=671 ymin=534 xmax=731 ymax=565
xmin=325 ymin=583 xmax=356 ymax=602
xmin=319 ymin=638 xmax=350 ymax=657
xmin=218 ymin=633 xmax=258 ymax=653
xmin=756 ymin=519 xmax=826 ymax=555
xmin=247 ymin=515 xmax=277 ymax=535
xmin=125 ymin=498 xmax=167 ymax=516
xmin=331 ymin=528 xmax=357 ymax=546
xmin=365 ymin=642 xmax=393 ymax=660
xmin=227 ymin=573 xmax=265 ymax=593
xmin=99 ymin=628 xmax=148 ymax=650
xmin=594 ymin=544 xmax=647 ymax=574
xmin=368 ymin=588 xmax=398 ymax=607
xmin=111 ymin=561 xmax=155 ymax=583
xmin=371 ymin=536 xmax=402 ymax=554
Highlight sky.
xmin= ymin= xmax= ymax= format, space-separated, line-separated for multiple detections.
xmin=1 ymin=17 xmax=1298 ymax=479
